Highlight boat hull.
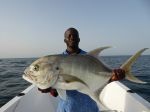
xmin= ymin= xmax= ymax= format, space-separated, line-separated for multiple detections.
xmin=0 ymin=82 xmax=149 ymax=112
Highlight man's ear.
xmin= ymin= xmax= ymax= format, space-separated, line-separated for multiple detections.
xmin=78 ymin=38 xmax=80 ymax=42
xmin=64 ymin=39 xmax=66 ymax=43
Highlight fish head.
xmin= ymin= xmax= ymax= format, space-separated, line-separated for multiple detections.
xmin=23 ymin=58 xmax=59 ymax=89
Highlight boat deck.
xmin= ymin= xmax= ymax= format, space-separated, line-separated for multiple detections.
xmin=0 ymin=82 xmax=150 ymax=112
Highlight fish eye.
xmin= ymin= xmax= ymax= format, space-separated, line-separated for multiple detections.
xmin=56 ymin=67 xmax=59 ymax=70
xmin=33 ymin=65 xmax=39 ymax=71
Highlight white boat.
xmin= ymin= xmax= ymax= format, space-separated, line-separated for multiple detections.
xmin=0 ymin=81 xmax=149 ymax=112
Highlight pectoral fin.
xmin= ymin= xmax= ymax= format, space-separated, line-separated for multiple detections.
xmin=59 ymin=74 xmax=87 ymax=86
xmin=54 ymin=74 xmax=89 ymax=91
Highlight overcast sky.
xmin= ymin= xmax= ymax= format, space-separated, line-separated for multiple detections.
xmin=0 ymin=0 xmax=150 ymax=58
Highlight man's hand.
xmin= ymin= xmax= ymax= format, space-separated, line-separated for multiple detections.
xmin=109 ymin=68 xmax=125 ymax=83
xmin=38 ymin=87 xmax=58 ymax=97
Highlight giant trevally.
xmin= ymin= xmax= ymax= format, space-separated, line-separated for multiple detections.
xmin=23 ymin=47 xmax=148 ymax=111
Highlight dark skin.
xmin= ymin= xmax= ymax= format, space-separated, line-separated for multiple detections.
xmin=109 ymin=69 xmax=125 ymax=83
xmin=38 ymin=28 xmax=125 ymax=95
xmin=64 ymin=28 xmax=80 ymax=54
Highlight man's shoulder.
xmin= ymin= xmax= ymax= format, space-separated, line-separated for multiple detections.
xmin=62 ymin=51 xmax=68 ymax=55
xmin=62 ymin=49 xmax=87 ymax=55
xmin=80 ymin=49 xmax=87 ymax=54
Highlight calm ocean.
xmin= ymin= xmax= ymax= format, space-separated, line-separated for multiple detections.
xmin=0 ymin=56 xmax=150 ymax=107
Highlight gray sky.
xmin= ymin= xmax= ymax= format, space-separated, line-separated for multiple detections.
xmin=0 ymin=0 xmax=150 ymax=58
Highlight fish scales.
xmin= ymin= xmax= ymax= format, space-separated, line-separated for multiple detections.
xmin=23 ymin=47 xmax=148 ymax=111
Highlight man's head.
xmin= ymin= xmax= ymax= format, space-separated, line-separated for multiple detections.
xmin=64 ymin=28 xmax=80 ymax=49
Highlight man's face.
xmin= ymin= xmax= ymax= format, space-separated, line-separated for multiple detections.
xmin=64 ymin=30 xmax=80 ymax=48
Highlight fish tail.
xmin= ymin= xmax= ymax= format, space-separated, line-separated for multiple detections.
xmin=120 ymin=48 xmax=148 ymax=84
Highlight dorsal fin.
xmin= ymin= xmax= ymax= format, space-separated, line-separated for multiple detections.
xmin=87 ymin=46 xmax=112 ymax=57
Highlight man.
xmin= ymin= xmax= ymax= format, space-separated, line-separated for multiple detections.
xmin=39 ymin=27 xmax=125 ymax=112
xmin=57 ymin=27 xmax=100 ymax=112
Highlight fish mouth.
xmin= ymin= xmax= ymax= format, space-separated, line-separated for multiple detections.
xmin=23 ymin=73 xmax=34 ymax=82
xmin=23 ymin=74 xmax=36 ymax=85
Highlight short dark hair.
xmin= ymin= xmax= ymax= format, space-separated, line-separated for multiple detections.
xmin=64 ymin=27 xmax=79 ymax=37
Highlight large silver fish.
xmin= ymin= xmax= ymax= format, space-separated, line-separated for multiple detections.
xmin=23 ymin=47 xmax=148 ymax=111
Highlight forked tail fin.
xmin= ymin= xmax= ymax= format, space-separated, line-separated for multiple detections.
xmin=120 ymin=48 xmax=148 ymax=84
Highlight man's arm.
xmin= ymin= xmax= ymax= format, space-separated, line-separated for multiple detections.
xmin=38 ymin=87 xmax=58 ymax=97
